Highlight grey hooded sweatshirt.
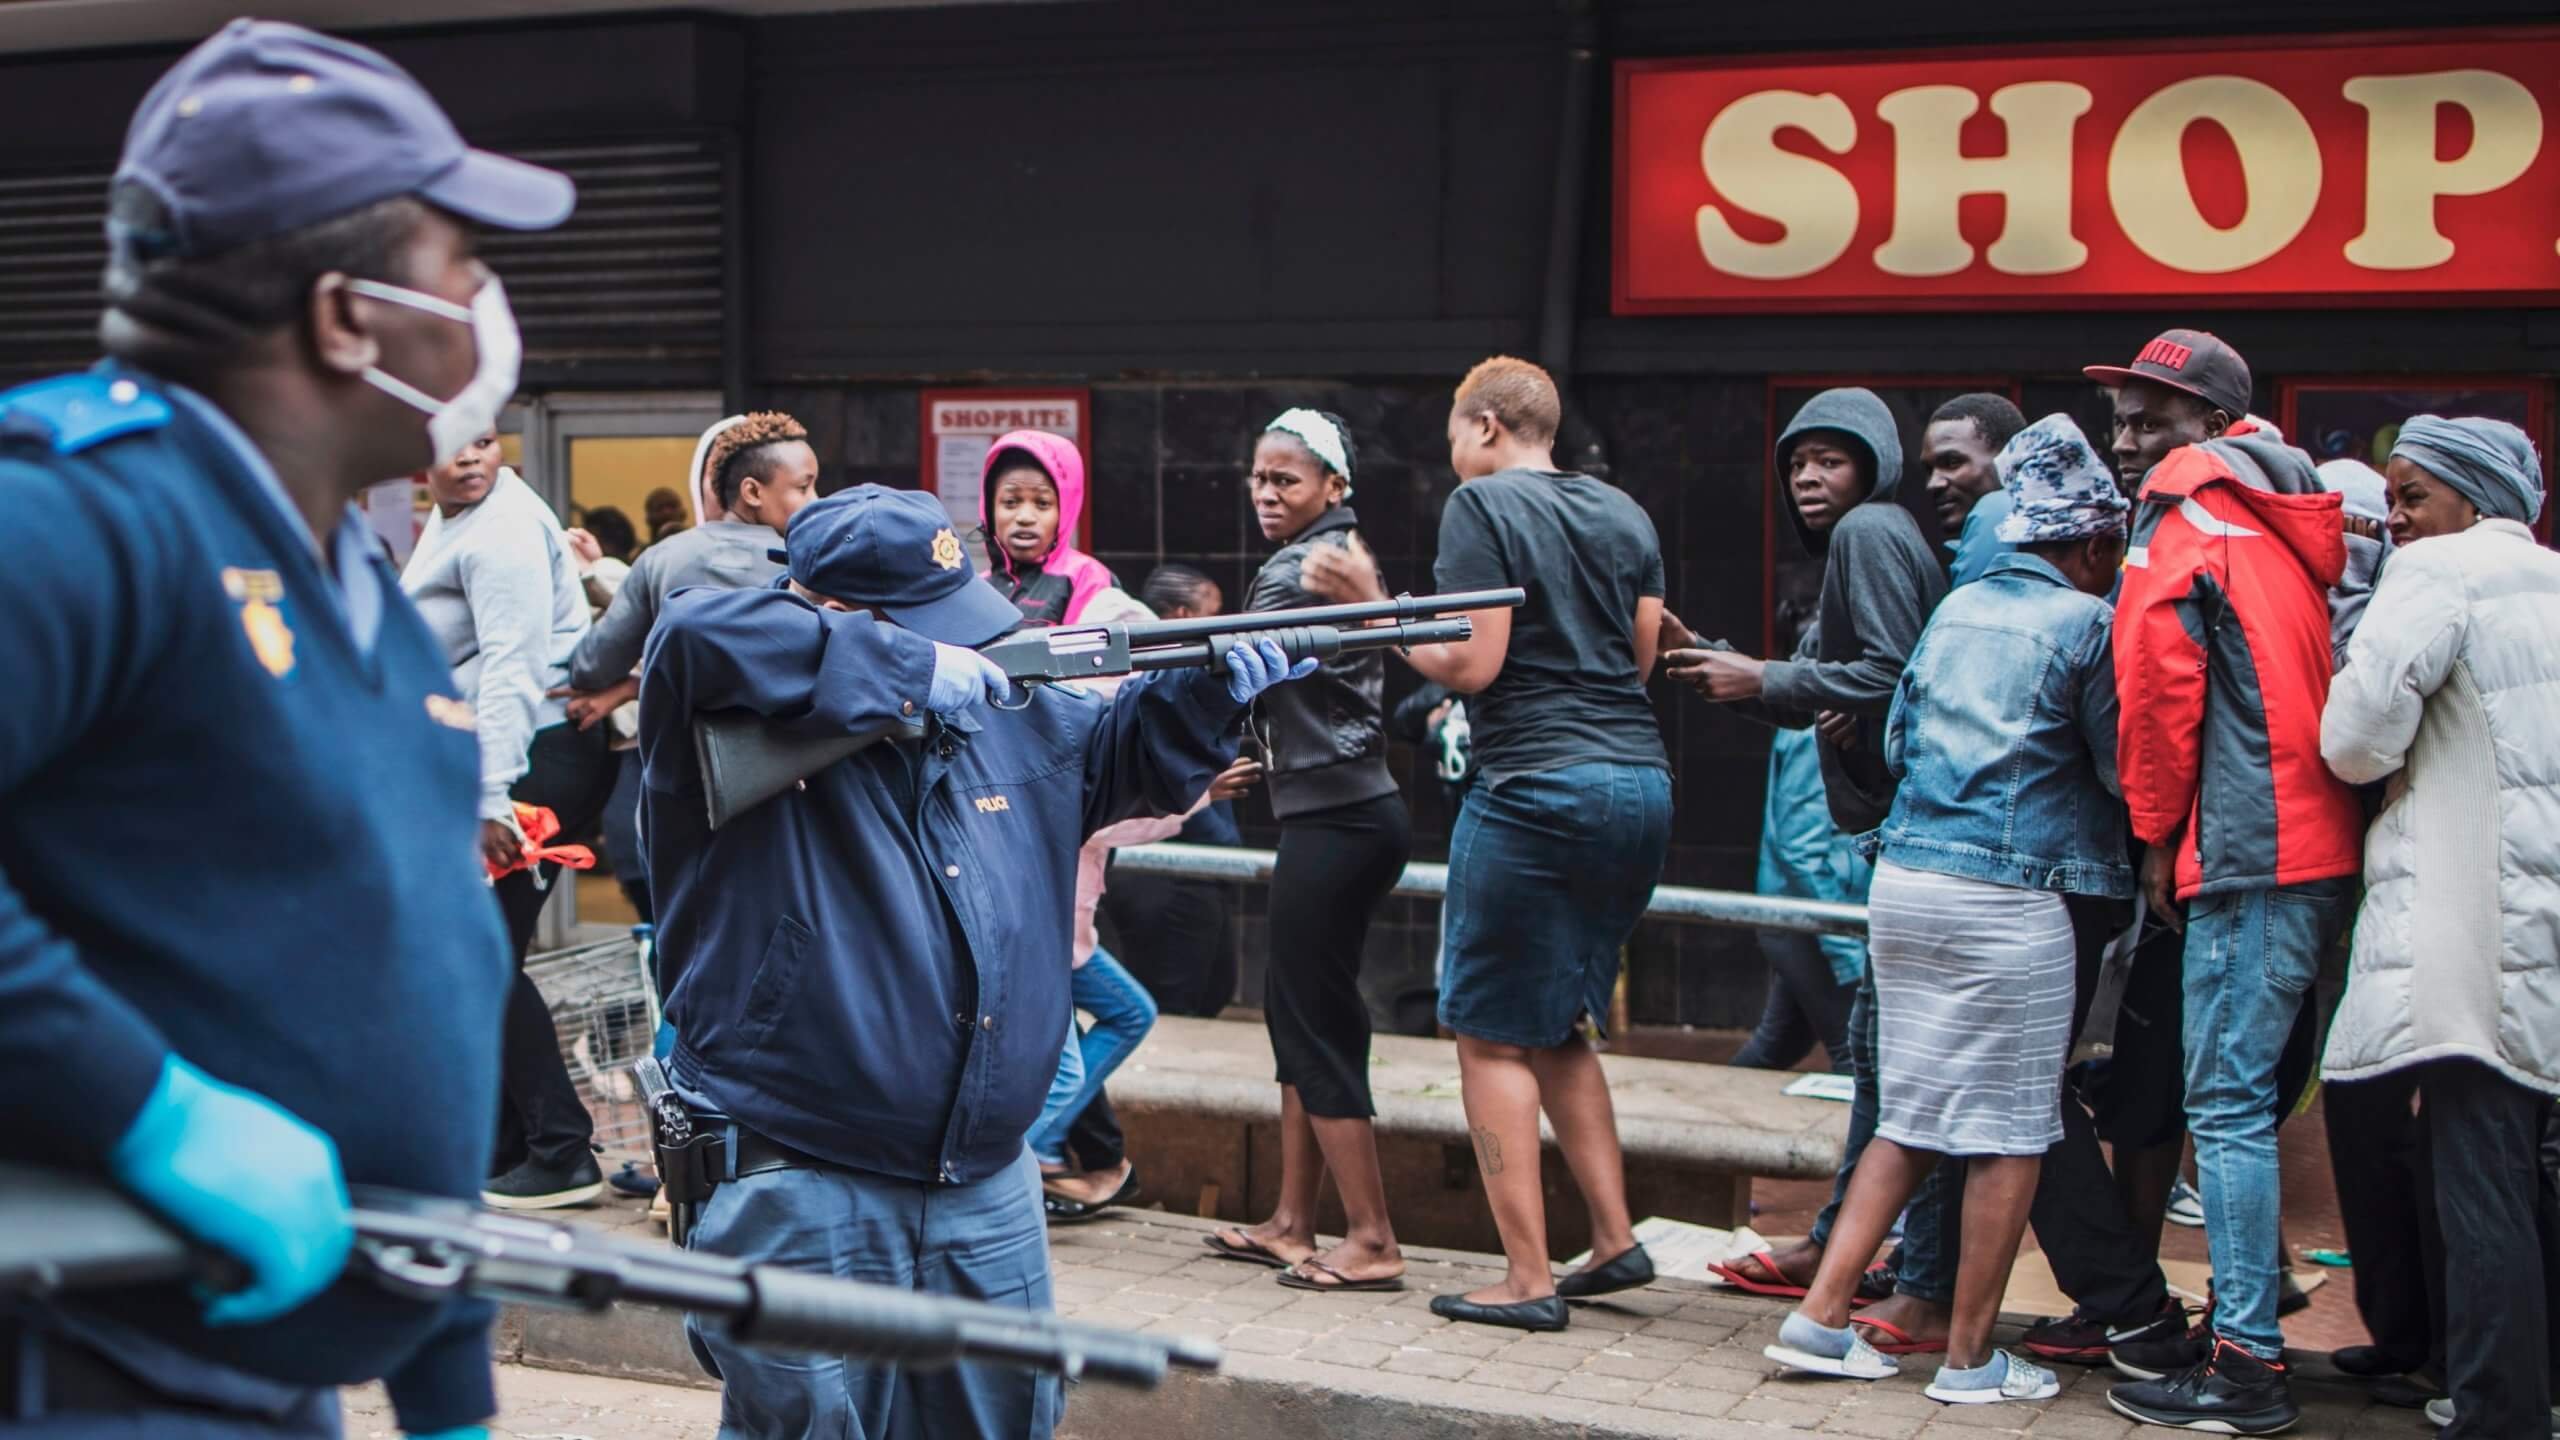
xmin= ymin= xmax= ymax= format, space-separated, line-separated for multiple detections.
xmin=1760 ymin=388 xmax=1947 ymax=833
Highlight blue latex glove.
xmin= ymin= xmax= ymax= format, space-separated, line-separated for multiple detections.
xmin=928 ymin=641 xmax=1012 ymax=715
xmin=407 ymin=1429 xmax=490 ymax=1439
xmin=107 ymin=1057 xmax=352 ymax=1327
xmin=1224 ymin=637 xmax=1321 ymax=703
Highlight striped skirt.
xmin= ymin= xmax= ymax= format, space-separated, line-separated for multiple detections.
xmin=1866 ymin=858 xmax=2075 ymax=1157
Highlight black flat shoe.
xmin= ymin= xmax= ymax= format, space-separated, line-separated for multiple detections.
xmin=2330 ymin=1344 xmax=2418 ymax=1379
xmin=1429 ymin=1292 xmax=1569 ymax=1332
xmin=1557 ymin=1243 xmax=1655 ymax=1300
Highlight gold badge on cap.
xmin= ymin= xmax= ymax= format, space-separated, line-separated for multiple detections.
xmin=931 ymin=527 xmax=965 ymax=571
xmin=222 ymin=566 xmax=295 ymax=679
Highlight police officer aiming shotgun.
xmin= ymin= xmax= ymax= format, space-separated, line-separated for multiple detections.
xmin=632 ymin=484 xmax=1511 ymax=1438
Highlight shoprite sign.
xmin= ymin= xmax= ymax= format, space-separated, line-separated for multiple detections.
xmin=1613 ymin=30 xmax=2560 ymax=311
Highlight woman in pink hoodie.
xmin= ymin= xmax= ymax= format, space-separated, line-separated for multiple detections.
xmin=979 ymin=429 xmax=1122 ymax=627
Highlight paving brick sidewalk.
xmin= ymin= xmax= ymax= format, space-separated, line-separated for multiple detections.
xmin=1046 ymin=1208 xmax=2401 ymax=1440
xmin=508 ymin=1193 xmax=2403 ymax=1440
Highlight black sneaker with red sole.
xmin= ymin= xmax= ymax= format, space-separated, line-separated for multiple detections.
xmin=2109 ymin=1338 xmax=2301 ymax=1435
xmin=2022 ymin=1297 xmax=2190 ymax=1364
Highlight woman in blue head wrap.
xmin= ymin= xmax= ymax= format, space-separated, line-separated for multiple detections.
xmin=2381 ymin=414 xmax=2544 ymax=543
xmin=2320 ymin=412 xmax=2559 ymax=1440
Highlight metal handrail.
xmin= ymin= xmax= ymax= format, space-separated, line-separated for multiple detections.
xmin=1111 ymin=842 xmax=1870 ymax=939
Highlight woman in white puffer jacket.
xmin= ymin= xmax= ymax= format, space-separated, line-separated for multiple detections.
xmin=2320 ymin=414 xmax=2559 ymax=1440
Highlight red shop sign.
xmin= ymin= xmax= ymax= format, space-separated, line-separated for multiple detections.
xmin=1614 ymin=29 xmax=2560 ymax=312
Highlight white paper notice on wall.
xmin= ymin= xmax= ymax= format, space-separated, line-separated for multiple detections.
xmin=935 ymin=435 xmax=992 ymax=535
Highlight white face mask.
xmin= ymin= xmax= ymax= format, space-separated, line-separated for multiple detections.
xmin=347 ymin=273 xmax=522 ymax=469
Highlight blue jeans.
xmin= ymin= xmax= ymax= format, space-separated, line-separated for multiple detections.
xmin=1809 ymin=969 xmax=1955 ymax=1304
xmin=2180 ymin=877 xmax=2352 ymax=1359
xmin=1027 ymin=948 xmax=1157 ymax=1166
xmin=684 ymin=1149 xmax=1062 ymax=1439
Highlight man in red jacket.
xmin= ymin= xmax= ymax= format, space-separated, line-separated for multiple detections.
xmin=2090 ymin=332 xmax=2364 ymax=1435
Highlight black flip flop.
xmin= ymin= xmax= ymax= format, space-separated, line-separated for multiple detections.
xmin=1043 ymin=1165 xmax=1140 ymax=1225
xmin=1277 ymin=1258 xmax=1405 ymax=1293
xmin=1203 ymin=1232 xmax=1299 ymax=1269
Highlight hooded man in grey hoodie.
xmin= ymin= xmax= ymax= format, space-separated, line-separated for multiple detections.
xmin=1667 ymin=387 xmax=1952 ymax=1347
xmin=1668 ymin=388 xmax=1947 ymax=829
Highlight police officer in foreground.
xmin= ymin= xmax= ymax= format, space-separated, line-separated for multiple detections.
xmin=0 ymin=21 xmax=574 ymax=1439
xmin=640 ymin=485 xmax=1304 ymax=1438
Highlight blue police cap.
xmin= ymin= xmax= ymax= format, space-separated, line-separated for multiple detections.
xmin=112 ymin=19 xmax=574 ymax=261
xmin=783 ymin=486 xmax=1021 ymax=648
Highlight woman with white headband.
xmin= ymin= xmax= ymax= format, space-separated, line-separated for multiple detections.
xmin=1203 ymin=407 xmax=1413 ymax=1293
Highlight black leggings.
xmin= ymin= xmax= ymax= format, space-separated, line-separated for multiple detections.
xmin=492 ymin=720 xmax=617 ymax=1173
xmin=1264 ymin=792 xmax=1411 ymax=1120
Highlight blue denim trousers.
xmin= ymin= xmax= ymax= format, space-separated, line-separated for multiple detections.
xmin=2180 ymin=877 xmax=2352 ymax=1359
xmin=1439 ymin=762 xmax=1673 ymax=1048
xmin=685 ymin=1149 xmax=1062 ymax=1439
xmin=1809 ymin=968 xmax=1955 ymax=1304
xmin=1027 ymin=947 xmax=1158 ymax=1166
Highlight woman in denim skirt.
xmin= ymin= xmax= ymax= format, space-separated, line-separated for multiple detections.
xmin=1305 ymin=357 xmax=1672 ymax=1332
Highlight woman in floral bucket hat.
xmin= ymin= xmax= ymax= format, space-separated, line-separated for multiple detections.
xmin=1767 ymin=416 xmax=2131 ymax=1408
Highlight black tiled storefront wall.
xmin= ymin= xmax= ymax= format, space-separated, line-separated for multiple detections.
xmin=751 ymin=376 xmax=1788 ymax=1030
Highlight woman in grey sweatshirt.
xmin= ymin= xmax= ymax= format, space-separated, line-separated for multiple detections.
xmin=402 ymin=446 xmax=590 ymax=828
xmin=400 ymin=431 xmax=614 ymax=1210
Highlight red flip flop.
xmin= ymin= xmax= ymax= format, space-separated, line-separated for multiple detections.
xmin=1707 ymin=1250 xmax=1812 ymax=1299
xmin=1849 ymin=1315 xmax=1949 ymax=1355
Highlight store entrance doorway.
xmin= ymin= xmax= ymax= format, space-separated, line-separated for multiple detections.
xmin=501 ymin=391 xmax=726 ymax=945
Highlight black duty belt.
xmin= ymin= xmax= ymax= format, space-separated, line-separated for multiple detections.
xmin=728 ymin=1123 xmax=839 ymax=1181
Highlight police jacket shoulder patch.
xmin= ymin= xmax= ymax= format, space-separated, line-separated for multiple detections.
xmin=0 ymin=372 xmax=173 ymax=455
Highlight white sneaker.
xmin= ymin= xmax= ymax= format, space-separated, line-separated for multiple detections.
xmin=2166 ymin=1177 xmax=2205 ymax=1228
xmin=1764 ymin=1310 xmax=1899 ymax=1380
xmin=2424 ymin=1398 xmax=2560 ymax=1437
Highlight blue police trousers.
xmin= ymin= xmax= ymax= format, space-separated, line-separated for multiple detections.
xmin=685 ymin=1149 xmax=1063 ymax=1440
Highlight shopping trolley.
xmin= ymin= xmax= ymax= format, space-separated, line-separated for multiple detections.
xmin=524 ymin=926 xmax=662 ymax=1163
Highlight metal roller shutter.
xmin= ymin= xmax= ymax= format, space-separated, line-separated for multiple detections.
xmin=0 ymin=134 xmax=728 ymax=385
xmin=0 ymin=170 xmax=108 ymax=382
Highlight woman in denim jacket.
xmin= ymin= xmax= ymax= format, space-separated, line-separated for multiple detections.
xmin=1767 ymin=416 xmax=2131 ymax=1407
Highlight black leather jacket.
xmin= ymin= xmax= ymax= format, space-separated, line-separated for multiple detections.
xmin=1244 ymin=506 xmax=1400 ymax=820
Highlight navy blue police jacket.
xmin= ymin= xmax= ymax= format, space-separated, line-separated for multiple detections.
xmin=0 ymin=367 xmax=511 ymax=1431
xmin=640 ymin=586 xmax=1239 ymax=1184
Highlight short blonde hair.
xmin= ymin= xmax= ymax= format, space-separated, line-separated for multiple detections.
xmin=705 ymin=411 xmax=811 ymax=508
xmin=1454 ymin=355 xmax=1562 ymax=445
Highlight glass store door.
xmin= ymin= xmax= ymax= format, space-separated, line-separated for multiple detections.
xmin=509 ymin=392 xmax=726 ymax=945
